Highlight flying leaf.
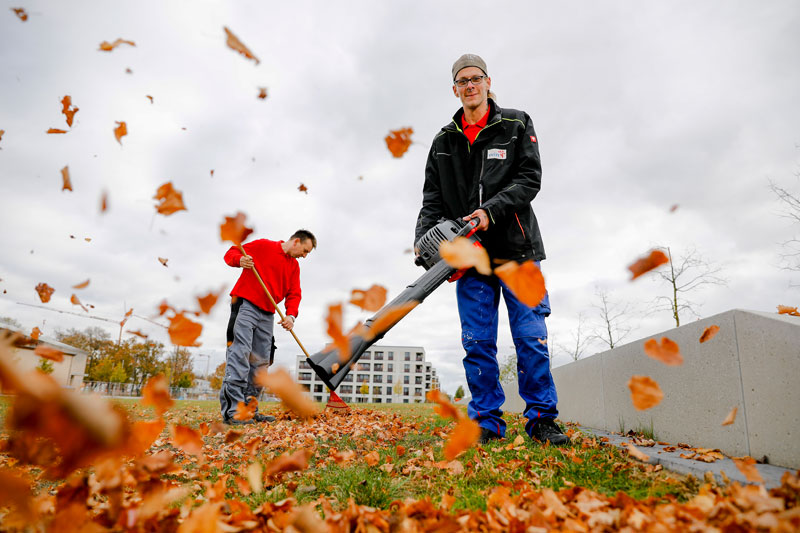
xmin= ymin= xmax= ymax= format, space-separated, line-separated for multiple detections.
xmin=99 ymin=38 xmax=136 ymax=51
xmin=628 ymin=250 xmax=669 ymax=280
xmin=142 ymin=374 xmax=174 ymax=415
xmin=114 ymin=121 xmax=127 ymax=144
xmin=628 ymin=375 xmax=663 ymax=410
xmin=264 ymin=449 xmax=312 ymax=477
xmin=257 ymin=87 xmax=268 ymax=99
xmin=721 ymin=406 xmax=738 ymax=426
xmin=197 ymin=288 xmax=224 ymax=314
xmin=167 ymin=312 xmax=203 ymax=347
xmin=46 ymin=128 xmax=67 ymax=134
xmin=234 ymin=396 xmax=257 ymax=421
xmin=34 ymin=345 xmax=64 ymax=363
xmin=70 ymin=293 xmax=88 ymax=312
xmin=777 ymin=305 xmax=800 ymax=317
xmin=669 ymin=204 xmax=679 ymax=213
xmin=643 ymin=337 xmax=683 ymax=366
xmin=439 ymin=237 xmax=491 ymax=275
xmin=246 ymin=462 xmax=263 ymax=493
xmin=624 ymin=443 xmax=651 ymax=462
xmin=0 ymin=130 xmax=4 ymax=144
xmin=444 ymin=418 xmax=480 ymax=460
xmin=153 ymin=181 xmax=187 ymax=215
xmin=364 ymin=301 xmax=418 ymax=341
xmin=385 ymin=127 xmax=414 ymax=158
xmin=30 ymin=327 xmax=41 ymax=341
xmin=60 ymin=166 xmax=72 ymax=191
xmin=732 ymin=456 xmax=764 ymax=484
xmin=119 ymin=308 xmax=132 ymax=329
xmin=71 ymin=279 xmax=89 ymax=289
xmin=349 ymin=285 xmax=388 ymax=312
xmin=156 ymin=299 xmax=174 ymax=316
xmin=220 ymin=212 xmax=254 ymax=245
xmin=158 ymin=257 xmax=169 ymax=267
xmin=326 ymin=303 xmax=350 ymax=362
xmin=493 ymin=260 xmax=547 ymax=307
xmin=210 ymin=169 xmax=214 ymax=177
xmin=699 ymin=325 xmax=720 ymax=343
xmin=100 ymin=190 xmax=109 ymax=212
xmin=11 ymin=7 xmax=28 ymax=21
xmin=254 ymin=367 xmax=319 ymax=419
xmin=0 ymin=469 xmax=36 ymax=522
xmin=223 ymin=26 xmax=260 ymax=64
xmin=127 ymin=329 xmax=148 ymax=339
xmin=146 ymin=95 xmax=154 ymax=104
xmin=170 ymin=424 xmax=203 ymax=457
xmin=298 ymin=183 xmax=308 ymax=194
xmin=426 ymin=389 xmax=461 ymax=421
xmin=35 ymin=283 xmax=54 ymax=303
xmin=61 ymin=95 xmax=79 ymax=127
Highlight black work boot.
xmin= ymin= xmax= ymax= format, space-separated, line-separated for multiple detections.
xmin=223 ymin=417 xmax=254 ymax=426
xmin=528 ymin=418 xmax=569 ymax=446
xmin=478 ymin=427 xmax=503 ymax=444
xmin=253 ymin=413 xmax=276 ymax=423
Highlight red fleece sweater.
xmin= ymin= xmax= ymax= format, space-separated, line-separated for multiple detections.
xmin=224 ymin=239 xmax=301 ymax=317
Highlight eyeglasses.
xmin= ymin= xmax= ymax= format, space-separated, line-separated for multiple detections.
xmin=454 ymin=75 xmax=487 ymax=87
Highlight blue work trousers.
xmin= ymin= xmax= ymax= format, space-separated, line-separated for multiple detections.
xmin=456 ymin=268 xmax=558 ymax=437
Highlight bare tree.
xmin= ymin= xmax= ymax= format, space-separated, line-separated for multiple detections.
xmin=769 ymin=178 xmax=800 ymax=275
xmin=557 ymin=312 xmax=592 ymax=362
xmin=591 ymin=288 xmax=633 ymax=350
xmin=654 ymin=247 xmax=727 ymax=327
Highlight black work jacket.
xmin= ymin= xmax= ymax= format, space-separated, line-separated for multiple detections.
xmin=415 ymin=99 xmax=545 ymax=262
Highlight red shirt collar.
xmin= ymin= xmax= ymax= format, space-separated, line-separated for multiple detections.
xmin=461 ymin=106 xmax=490 ymax=129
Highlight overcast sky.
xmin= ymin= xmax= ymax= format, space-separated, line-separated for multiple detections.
xmin=1 ymin=1 xmax=799 ymax=395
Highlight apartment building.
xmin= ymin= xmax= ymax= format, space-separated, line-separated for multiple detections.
xmin=295 ymin=345 xmax=440 ymax=404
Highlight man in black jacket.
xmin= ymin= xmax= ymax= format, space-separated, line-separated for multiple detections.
xmin=415 ymin=54 xmax=567 ymax=446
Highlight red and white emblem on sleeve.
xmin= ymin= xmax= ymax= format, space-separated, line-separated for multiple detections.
xmin=530 ymin=135 xmax=537 ymax=143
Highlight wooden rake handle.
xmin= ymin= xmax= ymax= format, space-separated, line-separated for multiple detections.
xmin=237 ymin=244 xmax=311 ymax=359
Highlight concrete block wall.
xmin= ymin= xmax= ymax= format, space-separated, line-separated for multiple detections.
xmin=502 ymin=309 xmax=800 ymax=469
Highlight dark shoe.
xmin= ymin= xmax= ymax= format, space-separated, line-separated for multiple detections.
xmin=223 ymin=417 xmax=254 ymax=426
xmin=253 ymin=413 xmax=276 ymax=423
xmin=479 ymin=427 xmax=503 ymax=444
xmin=528 ymin=418 xmax=569 ymax=446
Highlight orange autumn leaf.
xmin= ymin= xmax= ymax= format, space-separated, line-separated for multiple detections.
xmin=439 ymin=237 xmax=491 ymax=275
xmin=220 ymin=212 xmax=254 ymax=245
xmin=326 ymin=303 xmax=350 ymax=362
xmin=494 ymin=260 xmax=547 ymax=308
xmin=197 ymin=288 xmax=224 ymax=315
xmin=223 ymin=26 xmax=260 ymax=64
xmin=721 ymin=406 xmax=738 ymax=426
xmin=61 ymin=95 xmax=79 ymax=127
xmin=127 ymin=329 xmax=148 ymax=339
xmin=100 ymin=190 xmax=109 ymax=212
xmin=426 ymin=389 xmax=461 ymax=421
xmin=0 ymin=469 xmax=36 ymax=521
xmin=699 ymin=325 xmax=720 ymax=343
xmin=298 ymin=183 xmax=308 ymax=194
xmin=776 ymin=305 xmax=800 ymax=317
xmin=444 ymin=418 xmax=480 ymax=460
xmin=364 ymin=301 xmax=419 ymax=341
xmin=35 ymin=282 xmax=55 ymax=303
xmin=60 ymin=165 xmax=72 ymax=191
xmin=669 ymin=204 xmax=679 ymax=213
xmin=11 ymin=7 xmax=28 ymax=21
xmin=99 ymin=38 xmax=136 ymax=51
xmin=46 ymin=128 xmax=67 ymax=134
xmin=72 ymin=279 xmax=89 ymax=289
xmin=396 ymin=445 xmax=406 ymax=457
xmin=125 ymin=418 xmax=165 ymax=456
xmin=34 ymin=345 xmax=64 ymax=363
xmin=385 ymin=127 xmax=414 ymax=158
xmin=30 ymin=327 xmax=41 ymax=341
xmin=146 ymin=95 xmax=154 ymax=104
xmin=158 ymin=257 xmax=169 ymax=267
xmin=628 ymin=375 xmax=663 ymax=410
xmin=628 ymin=250 xmax=669 ymax=280
xmin=170 ymin=424 xmax=203 ymax=457
xmin=349 ymin=285 xmax=388 ymax=312
xmin=167 ymin=312 xmax=203 ymax=347
xmin=257 ymin=87 xmax=268 ymax=99
xmin=114 ymin=121 xmax=127 ymax=144
xmin=255 ymin=367 xmax=319 ymax=419
xmin=364 ymin=450 xmax=380 ymax=466
xmin=153 ymin=181 xmax=187 ymax=215
xmin=156 ymin=299 xmax=174 ymax=316
xmin=0 ymin=130 xmax=4 ymax=144
xmin=264 ymin=449 xmax=312 ymax=477
xmin=732 ymin=456 xmax=764 ymax=484
xmin=70 ymin=293 xmax=88 ymax=312
xmin=625 ymin=442 xmax=651 ymax=462
xmin=119 ymin=307 xmax=133 ymax=328
xmin=643 ymin=337 xmax=683 ymax=366
xmin=141 ymin=374 xmax=174 ymax=415
xmin=234 ymin=396 xmax=257 ymax=421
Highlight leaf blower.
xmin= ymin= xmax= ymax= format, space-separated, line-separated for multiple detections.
xmin=308 ymin=218 xmax=481 ymax=390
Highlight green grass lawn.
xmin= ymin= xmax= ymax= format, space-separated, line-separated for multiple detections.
xmin=0 ymin=396 xmax=696 ymax=511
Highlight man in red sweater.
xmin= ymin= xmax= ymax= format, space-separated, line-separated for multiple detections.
xmin=220 ymin=229 xmax=316 ymax=424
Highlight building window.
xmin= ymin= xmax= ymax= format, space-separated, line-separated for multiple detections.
xmin=403 ymin=399 xmax=409 ymax=403
xmin=415 ymin=388 xmax=422 ymax=396
xmin=299 ymin=372 xmax=312 ymax=381
xmin=404 ymin=364 xmax=410 ymax=373
xmin=415 ymin=376 xmax=422 ymax=385
xmin=374 ymin=363 xmax=383 ymax=372
xmin=416 ymin=352 xmax=424 ymax=361
xmin=387 ymin=375 xmax=393 ymax=383
xmin=375 ymin=398 xmax=382 ymax=403
xmin=404 ymin=376 xmax=409 ymax=384
xmin=357 ymin=362 xmax=370 ymax=371
xmin=373 ymin=375 xmax=383 ymax=383
xmin=342 ymin=396 xmax=352 ymax=403
xmin=299 ymin=360 xmax=310 ymax=369
xmin=356 ymin=374 xmax=369 ymax=383
xmin=416 ymin=365 xmax=423 ymax=373
xmin=314 ymin=395 xmax=322 ymax=402
xmin=404 ymin=352 xmax=411 ymax=361
xmin=314 ymin=384 xmax=323 ymax=392
xmin=388 ymin=363 xmax=393 ymax=372
xmin=362 ymin=352 xmax=371 ymax=360
xmin=373 ymin=386 xmax=382 ymax=395
xmin=374 ymin=351 xmax=383 ymax=360
xmin=403 ymin=387 xmax=409 ymax=396
xmin=340 ymin=385 xmax=353 ymax=394
xmin=388 ymin=352 xmax=394 ymax=361
xmin=301 ymin=384 xmax=310 ymax=392
xmin=385 ymin=398 xmax=392 ymax=404
xmin=343 ymin=375 xmax=353 ymax=383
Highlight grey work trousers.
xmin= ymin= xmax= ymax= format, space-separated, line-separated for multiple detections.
xmin=219 ymin=298 xmax=273 ymax=420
